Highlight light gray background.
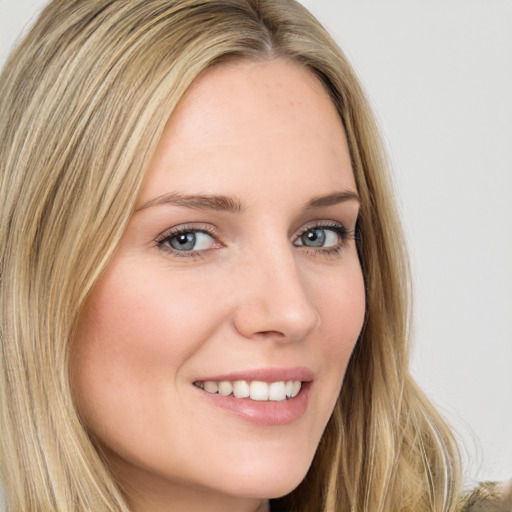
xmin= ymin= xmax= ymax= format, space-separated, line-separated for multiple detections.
xmin=1 ymin=0 xmax=510 ymax=490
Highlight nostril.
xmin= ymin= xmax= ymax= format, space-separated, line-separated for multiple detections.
xmin=251 ymin=330 xmax=287 ymax=341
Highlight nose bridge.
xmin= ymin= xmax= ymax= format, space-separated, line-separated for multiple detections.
xmin=232 ymin=238 xmax=320 ymax=342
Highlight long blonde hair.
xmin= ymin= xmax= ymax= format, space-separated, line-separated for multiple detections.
xmin=0 ymin=1 xmax=461 ymax=511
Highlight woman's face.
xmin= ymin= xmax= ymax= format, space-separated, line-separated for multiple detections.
xmin=71 ymin=59 xmax=365 ymax=511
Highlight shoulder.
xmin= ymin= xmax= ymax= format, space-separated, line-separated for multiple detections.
xmin=459 ymin=480 xmax=512 ymax=512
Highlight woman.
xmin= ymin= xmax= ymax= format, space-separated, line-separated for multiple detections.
xmin=0 ymin=1 xmax=506 ymax=511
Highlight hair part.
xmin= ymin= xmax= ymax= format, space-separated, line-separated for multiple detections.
xmin=1 ymin=1 xmax=461 ymax=511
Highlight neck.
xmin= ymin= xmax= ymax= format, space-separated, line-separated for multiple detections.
xmin=127 ymin=480 xmax=270 ymax=512
xmin=133 ymin=495 xmax=269 ymax=512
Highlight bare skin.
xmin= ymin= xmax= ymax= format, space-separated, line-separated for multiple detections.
xmin=71 ymin=58 xmax=365 ymax=512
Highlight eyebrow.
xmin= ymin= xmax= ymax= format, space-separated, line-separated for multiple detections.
xmin=135 ymin=189 xmax=360 ymax=213
xmin=304 ymin=190 xmax=360 ymax=209
xmin=135 ymin=192 xmax=244 ymax=213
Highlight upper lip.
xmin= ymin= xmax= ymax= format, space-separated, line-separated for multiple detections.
xmin=195 ymin=367 xmax=315 ymax=383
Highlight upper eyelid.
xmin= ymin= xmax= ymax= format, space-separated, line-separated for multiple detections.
xmin=156 ymin=220 xmax=348 ymax=239
xmin=156 ymin=220 xmax=351 ymax=239
xmin=155 ymin=225 xmax=220 ymax=258
xmin=156 ymin=223 xmax=218 ymax=241
xmin=293 ymin=220 xmax=348 ymax=236
xmin=294 ymin=223 xmax=349 ymax=242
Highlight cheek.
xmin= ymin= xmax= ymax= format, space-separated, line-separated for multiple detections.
xmin=322 ymin=261 xmax=365 ymax=332
xmin=75 ymin=262 xmax=216 ymax=364
xmin=316 ymin=264 xmax=366 ymax=383
xmin=69 ymin=261 xmax=223 ymax=436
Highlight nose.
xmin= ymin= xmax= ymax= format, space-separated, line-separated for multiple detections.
xmin=231 ymin=245 xmax=321 ymax=343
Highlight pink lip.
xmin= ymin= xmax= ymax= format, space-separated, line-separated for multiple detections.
xmin=193 ymin=367 xmax=314 ymax=427
xmin=195 ymin=366 xmax=315 ymax=383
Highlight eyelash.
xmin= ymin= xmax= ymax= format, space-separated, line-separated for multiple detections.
xmin=294 ymin=222 xmax=355 ymax=257
xmin=155 ymin=224 xmax=219 ymax=259
xmin=155 ymin=221 xmax=356 ymax=259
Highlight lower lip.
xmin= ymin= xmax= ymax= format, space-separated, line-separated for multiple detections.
xmin=195 ymin=382 xmax=312 ymax=426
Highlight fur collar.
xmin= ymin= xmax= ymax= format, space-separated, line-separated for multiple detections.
xmin=460 ymin=481 xmax=512 ymax=512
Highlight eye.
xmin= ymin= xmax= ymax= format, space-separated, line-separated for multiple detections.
xmin=294 ymin=224 xmax=349 ymax=251
xmin=157 ymin=227 xmax=217 ymax=255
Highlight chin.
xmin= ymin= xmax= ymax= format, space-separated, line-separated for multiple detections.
xmin=208 ymin=444 xmax=315 ymax=500
xmin=211 ymin=472 xmax=306 ymax=502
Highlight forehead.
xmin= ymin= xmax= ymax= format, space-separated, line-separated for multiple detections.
xmin=139 ymin=58 xmax=355 ymax=204
xmin=167 ymin=57 xmax=342 ymax=144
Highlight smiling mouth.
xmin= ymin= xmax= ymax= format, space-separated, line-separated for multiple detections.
xmin=193 ymin=380 xmax=302 ymax=402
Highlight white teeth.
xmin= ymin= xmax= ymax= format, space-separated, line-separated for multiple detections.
xmin=233 ymin=380 xmax=250 ymax=398
xmin=291 ymin=380 xmax=301 ymax=398
xmin=197 ymin=379 xmax=303 ymax=401
xmin=269 ymin=381 xmax=286 ymax=401
xmin=250 ymin=381 xmax=269 ymax=401
xmin=218 ymin=381 xmax=233 ymax=396
xmin=203 ymin=381 xmax=218 ymax=393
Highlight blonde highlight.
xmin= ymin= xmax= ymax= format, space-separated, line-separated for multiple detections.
xmin=1 ymin=1 xmax=461 ymax=511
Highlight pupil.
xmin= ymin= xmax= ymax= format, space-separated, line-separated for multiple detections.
xmin=171 ymin=232 xmax=196 ymax=251
xmin=305 ymin=228 xmax=325 ymax=247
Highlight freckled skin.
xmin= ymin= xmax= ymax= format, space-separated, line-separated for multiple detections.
xmin=71 ymin=59 xmax=366 ymax=512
